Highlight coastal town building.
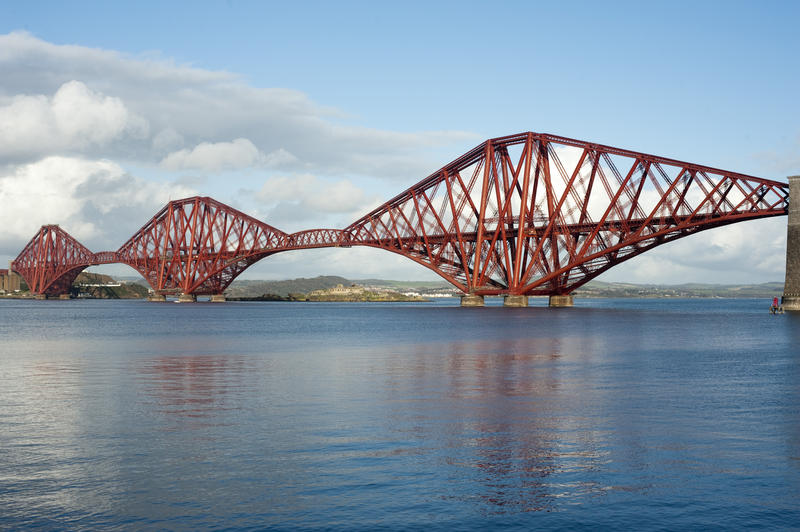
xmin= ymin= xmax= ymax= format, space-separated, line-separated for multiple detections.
xmin=0 ymin=268 xmax=21 ymax=293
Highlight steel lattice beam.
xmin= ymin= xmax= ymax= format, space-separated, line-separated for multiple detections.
xmin=345 ymin=133 xmax=789 ymax=295
xmin=11 ymin=225 xmax=97 ymax=296
xmin=115 ymin=197 xmax=288 ymax=295
xmin=11 ymin=133 xmax=790 ymax=298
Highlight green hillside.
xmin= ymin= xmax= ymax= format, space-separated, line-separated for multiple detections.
xmin=73 ymin=272 xmax=149 ymax=299
xmin=225 ymin=276 xmax=351 ymax=298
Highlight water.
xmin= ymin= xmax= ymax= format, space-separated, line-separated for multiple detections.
xmin=1 ymin=298 xmax=798 ymax=530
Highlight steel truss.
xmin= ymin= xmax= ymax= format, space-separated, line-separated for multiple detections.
xmin=115 ymin=197 xmax=287 ymax=295
xmin=11 ymin=133 xmax=790 ymax=297
xmin=12 ymin=225 xmax=100 ymax=296
xmin=345 ymin=133 xmax=789 ymax=295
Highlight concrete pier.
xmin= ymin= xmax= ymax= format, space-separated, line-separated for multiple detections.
xmin=34 ymin=294 xmax=47 ymax=300
xmin=548 ymin=295 xmax=574 ymax=307
xmin=460 ymin=294 xmax=485 ymax=307
xmin=177 ymin=293 xmax=197 ymax=303
xmin=58 ymin=294 xmax=70 ymax=300
xmin=210 ymin=294 xmax=226 ymax=303
xmin=147 ymin=294 xmax=167 ymax=302
xmin=782 ymin=175 xmax=800 ymax=311
xmin=503 ymin=295 xmax=528 ymax=307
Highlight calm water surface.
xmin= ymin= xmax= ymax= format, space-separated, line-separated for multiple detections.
xmin=1 ymin=298 xmax=798 ymax=530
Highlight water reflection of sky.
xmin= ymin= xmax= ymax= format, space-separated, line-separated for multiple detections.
xmin=377 ymin=336 xmax=621 ymax=513
xmin=1 ymin=299 xmax=799 ymax=528
xmin=136 ymin=354 xmax=253 ymax=423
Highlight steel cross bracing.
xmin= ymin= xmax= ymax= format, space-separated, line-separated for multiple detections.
xmin=12 ymin=225 xmax=103 ymax=295
xmin=10 ymin=132 xmax=790 ymax=297
xmin=114 ymin=197 xmax=288 ymax=295
xmin=344 ymin=132 xmax=789 ymax=295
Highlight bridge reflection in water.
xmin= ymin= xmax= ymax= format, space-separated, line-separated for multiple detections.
xmin=10 ymin=132 xmax=791 ymax=307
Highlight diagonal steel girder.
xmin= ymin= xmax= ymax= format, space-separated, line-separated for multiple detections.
xmin=11 ymin=133 xmax=789 ymax=297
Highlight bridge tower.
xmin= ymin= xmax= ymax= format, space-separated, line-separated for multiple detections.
xmin=782 ymin=175 xmax=800 ymax=310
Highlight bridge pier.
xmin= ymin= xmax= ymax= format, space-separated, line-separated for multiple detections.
xmin=32 ymin=294 xmax=71 ymax=300
xmin=177 ymin=293 xmax=197 ymax=303
xmin=782 ymin=175 xmax=800 ymax=311
xmin=549 ymin=295 xmax=574 ymax=307
xmin=147 ymin=294 xmax=167 ymax=302
xmin=210 ymin=294 xmax=226 ymax=303
xmin=503 ymin=295 xmax=528 ymax=307
xmin=460 ymin=294 xmax=485 ymax=307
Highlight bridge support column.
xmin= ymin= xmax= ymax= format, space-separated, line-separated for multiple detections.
xmin=503 ymin=295 xmax=528 ymax=307
xmin=210 ymin=294 xmax=226 ymax=303
xmin=58 ymin=294 xmax=70 ymax=300
xmin=177 ymin=293 xmax=197 ymax=303
xmin=460 ymin=294 xmax=485 ymax=307
xmin=148 ymin=294 xmax=167 ymax=302
xmin=34 ymin=294 xmax=47 ymax=300
xmin=549 ymin=295 xmax=574 ymax=307
xmin=782 ymin=175 xmax=800 ymax=311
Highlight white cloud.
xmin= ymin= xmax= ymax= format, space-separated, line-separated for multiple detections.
xmin=0 ymin=31 xmax=476 ymax=179
xmin=262 ymin=148 xmax=298 ymax=168
xmin=161 ymin=138 xmax=266 ymax=172
xmin=0 ymin=80 xmax=147 ymax=160
xmin=0 ymin=156 xmax=194 ymax=255
xmin=0 ymin=31 xmax=788 ymax=285
xmin=160 ymin=139 xmax=298 ymax=172
xmin=257 ymin=174 xmax=366 ymax=210
xmin=151 ymin=128 xmax=184 ymax=154
xmin=600 ymin=217 xmax=787 ymax=284
xmin=241 ymin=247 xmax=443 ymax=282
xmin=253 ymin=174 xmax=376 ymax=230
xmin=0 ymin=31 xmax=478 ymax=277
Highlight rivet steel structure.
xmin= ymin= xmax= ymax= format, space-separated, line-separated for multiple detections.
xmin=11 ymin=132 xmax=790 ymax=301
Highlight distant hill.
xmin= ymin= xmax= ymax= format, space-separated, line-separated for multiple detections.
xmin=225 ymin=276 xmax=352 ymax=298
xmin=115 ymin=274 xmax=786 ymax=300
xmin=575 ymin=280 xmax=784 ymax=299
xmin=73 ymin=272 xmax=149 ymax=299
xmin=353 ymin=279 xmax=456 ymax=291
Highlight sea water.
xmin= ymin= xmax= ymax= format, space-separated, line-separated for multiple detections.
xmin=1 ymin=298 xmax=798 ymax=529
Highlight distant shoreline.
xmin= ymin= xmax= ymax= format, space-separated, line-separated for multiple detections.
xmin=2 ymin=275 xmax=784 ymax=301
xmin=2 ymin=294 xmax=783 ymax=302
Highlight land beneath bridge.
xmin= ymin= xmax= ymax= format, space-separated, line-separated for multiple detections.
xmin=216 ymin=276 xmax=785 ymax=300
xmin=1 ymin=273 xmax=784 ymax=300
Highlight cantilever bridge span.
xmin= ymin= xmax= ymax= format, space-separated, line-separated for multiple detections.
xmin=10 ymin=132 xmax=790 ymax=306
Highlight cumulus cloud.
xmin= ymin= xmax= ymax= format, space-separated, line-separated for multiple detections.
xmin=600 ymin=217 xmax=787 ymax=284
xmin=0 ymin=80 xmax=147 ymax=161
xmin=257 ymin=174 xmax=367 ymax=212
xmin=0 ymin=31 xmax=477 ymax=275
xmin=0 ymin=156 xmax=194 ymax=255
xmin=0 ymin=31 xmax=476 ymax=179
xmin=151 ymin=128 xmax=184 ymax=154
xmin=0 ymin=30 xmax=788 ymax=284
xmin=162 ymin=138 xmax=261 ymax=171
xmin=245 ymin=173 xmax=381 ymax=232
xmin=160 ymin=138 xmax=298 ymax=172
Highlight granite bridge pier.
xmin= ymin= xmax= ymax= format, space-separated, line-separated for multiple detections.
xmin=781 ymin=176 xmax=800 ymax=310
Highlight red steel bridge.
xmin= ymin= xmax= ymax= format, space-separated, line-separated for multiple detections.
xmin=10 ymin=132 xmax=790 ymax=305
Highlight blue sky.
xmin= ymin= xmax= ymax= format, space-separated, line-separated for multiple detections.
xmin=1 ymin=1 xmax=798 ymax=283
